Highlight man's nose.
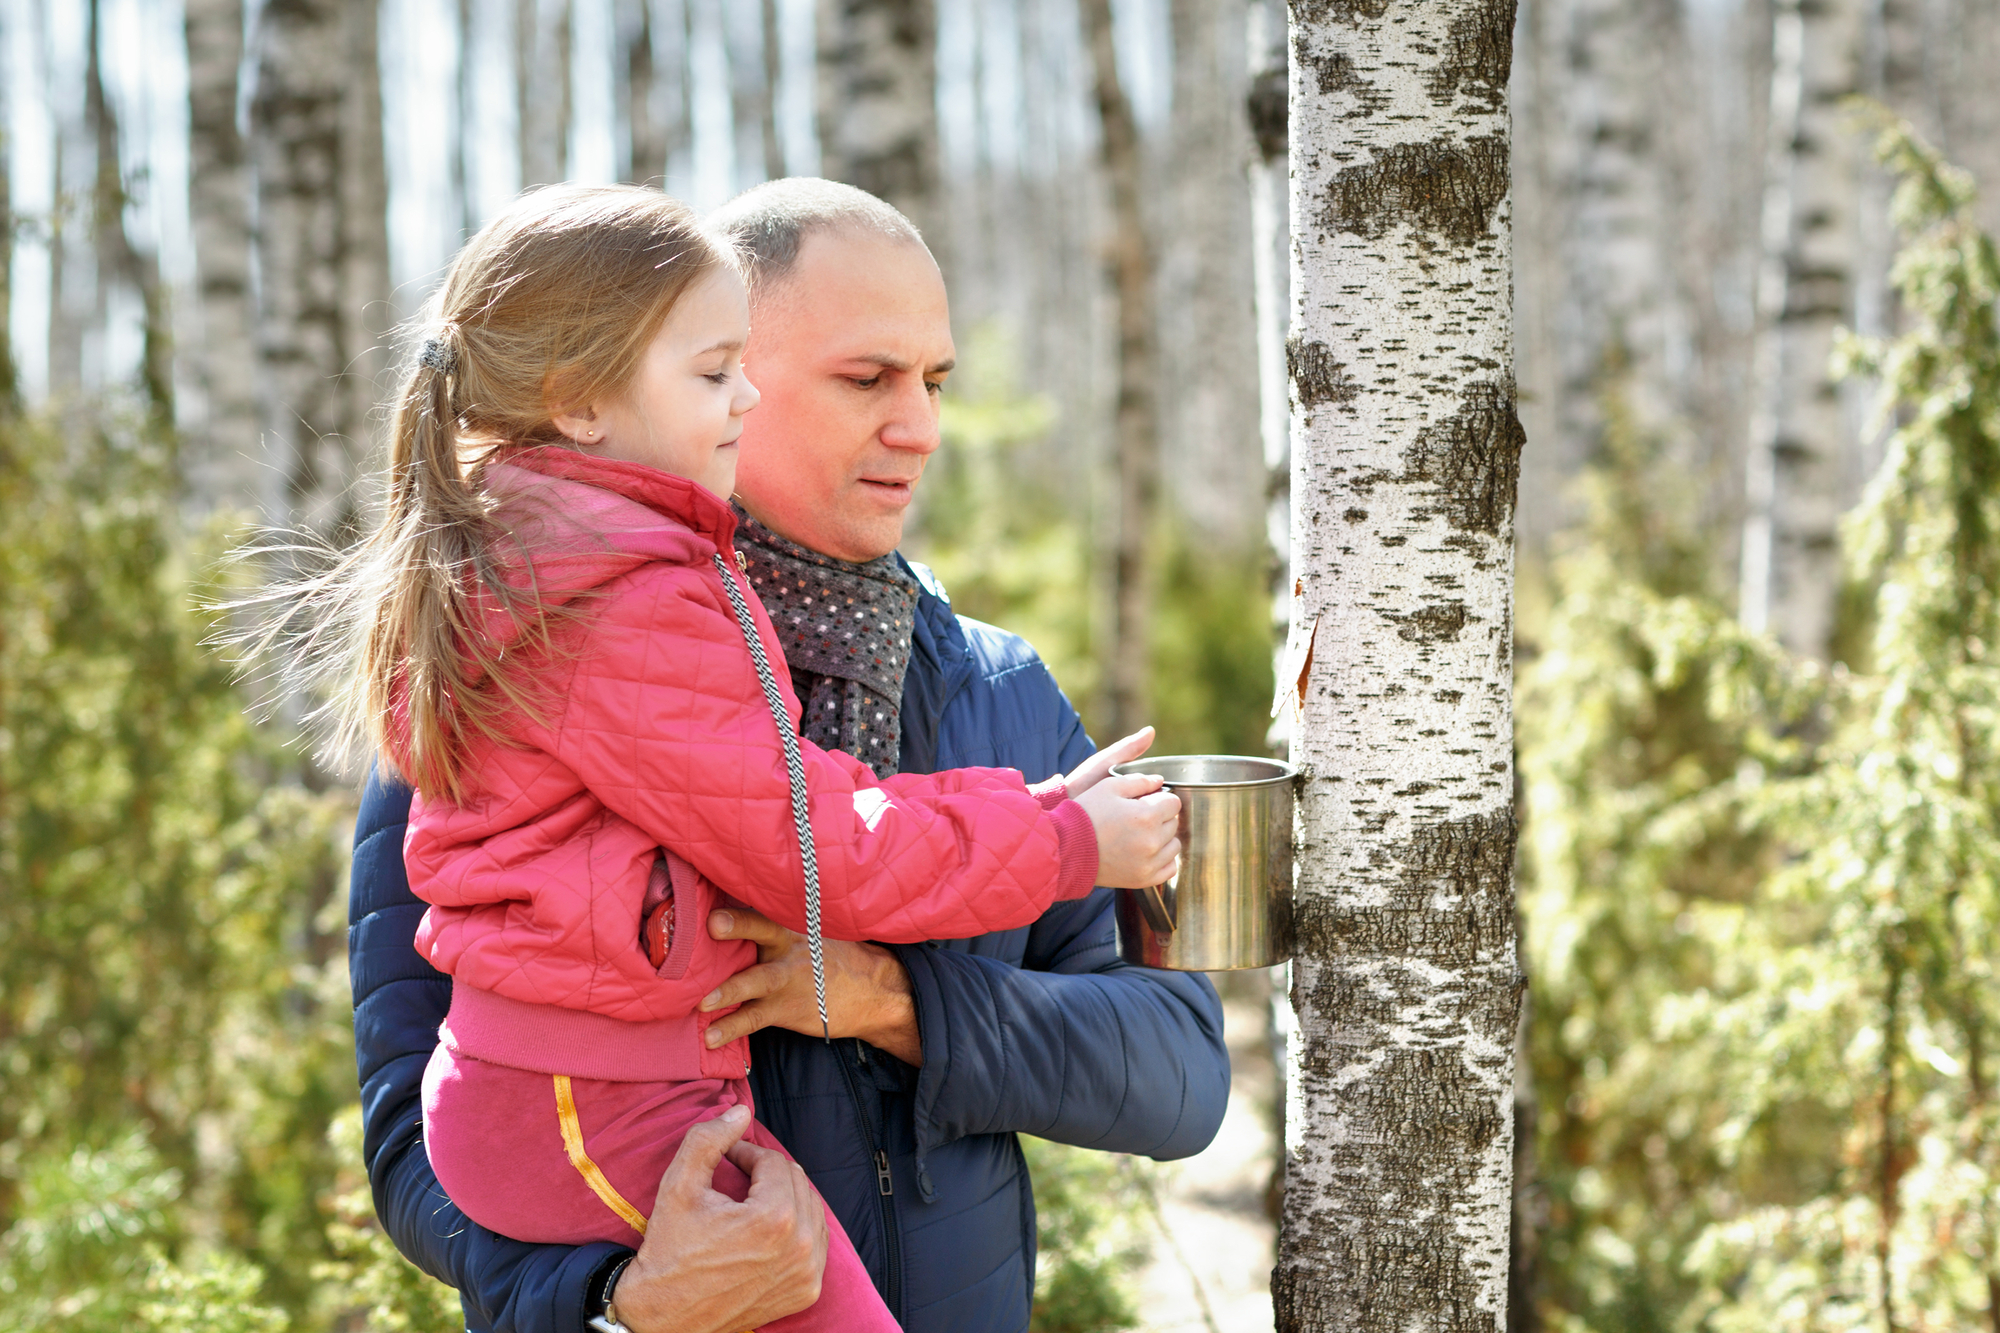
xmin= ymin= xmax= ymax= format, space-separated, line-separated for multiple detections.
xmin=878 ymin=377 xmax=942 ymax=455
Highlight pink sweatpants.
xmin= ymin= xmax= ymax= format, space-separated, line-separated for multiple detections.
xmin=421 ymin=1045 xmax=899 ymax=1332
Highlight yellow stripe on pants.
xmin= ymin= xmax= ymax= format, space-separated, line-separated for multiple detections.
xmin=553 ymin=1074 xmax=650 ymax=1236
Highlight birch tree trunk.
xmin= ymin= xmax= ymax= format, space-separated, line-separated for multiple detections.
xmin=519 ymin=0 xmax=573 ymax=188
xmin=252 ymin=0 xmax=391 ymax=540
xmin=1079 ymin=0 xmax=1160 ymax=738
xmin=816 ymin=0 xmax=941 ymax=242
xmin=1278 ymin=1 xmax=1523 ymax=1328
xmin=727 ymin=0 xmax=773 ymax=188
xmin=87 ymin=0 xmax=172 ymax=426
xmin=1738 ymin=0 xmax=1863 ymax=657
xmin=184 ymin=0 xmax=260 ymax=506
xmin=0 ymin=0 xmax=15 ymax=414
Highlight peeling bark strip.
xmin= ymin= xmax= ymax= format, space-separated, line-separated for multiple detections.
xmin=1280 ymin=2 xmax=1521 ymax=1330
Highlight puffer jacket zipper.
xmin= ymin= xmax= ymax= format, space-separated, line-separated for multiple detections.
xmin=837 ymin=1039 xmax=904 ymax=1321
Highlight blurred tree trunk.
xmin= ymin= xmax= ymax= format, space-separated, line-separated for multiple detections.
xmin=816 ymin=0 xmax=940 ymax=242
xmin=519 ymin=0 xmax=572 ymax=187
xmin=0 ymin=0 xmax=15 ymax=415
xmin=727 ymin=0 xmax=773 ymax=188
xmin=86 ymin=0 xmax=172 ymax=428
xmin=760 ymin=0 xmax=784 ymax=179
xmin=1079 ymin=0 xmax=1159 ymax=738
xmin=1246 ymin=0 xmax=1292 ymax=1233
xmin=184 ymin=0 xmax=261 ymax=505
xmin=1277 ymin=1 xmax=1523 ymax=1329
xmin=1162 ymin=0 xmax=1259 ymax=548
xmin=625 ymin=0 xmax=689 ymax=186
xmin=456 ymin=0 xmax=476 ymax=237
xmin=1739 ymin=0 xmax=1863 ymax=656
xmin=251 ymin=0 xmax=392 ymax=542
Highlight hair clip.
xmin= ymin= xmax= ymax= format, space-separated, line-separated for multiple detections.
xmin=419 ymin=337 xmax=458 ymax=375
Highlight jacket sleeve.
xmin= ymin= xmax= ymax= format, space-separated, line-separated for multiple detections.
xmin=889 ymin=700 xmax=1232 ymax=1163
xmin=543 ymin=568 xmax=1093 ymax=944
xmin=350 ymin=768 xmax=628 ymax=1333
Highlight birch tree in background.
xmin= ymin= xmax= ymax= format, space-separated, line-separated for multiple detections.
xmin=622 ymin=0 xmax=688 ymax=185
xmin=518 ymin=0 xmax=573 ymax=188
xmin=1079 ymin=0 xmax=1160 ymax=738
xmin=251 ymin=0 xmax=392 ymax=539
xmin=85 ymin=0 xmax=172 ymax=428
xmin=1739 ymin=0 xmax=1864 ymax=657
xmin=817 ymin=0 xmax=941 ymax=244
xmin=0 ymin=0 xmax=15 ymax=414
xmin=184 ymin=0 xmax=260 ymax=507
xmin=1278 ymin=0 xmax=1523 ymax=1327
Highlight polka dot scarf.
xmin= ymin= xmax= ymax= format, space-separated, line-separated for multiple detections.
xmin=732 ymin=506 xmax=921 ymax=780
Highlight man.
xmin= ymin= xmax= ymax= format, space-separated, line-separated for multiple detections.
xmin=348 ymin=178 xmax=1230 ymax=1333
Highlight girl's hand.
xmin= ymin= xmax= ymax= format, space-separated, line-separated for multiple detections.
xmin=1062 ymin=727 xmax=1157 ymax=797
xmin=1075 ymin=771 xmax=1182 ymax=889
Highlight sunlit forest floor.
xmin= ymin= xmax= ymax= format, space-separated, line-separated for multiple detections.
xmin=1134 ymin=973 xmax=1278 ymax=1332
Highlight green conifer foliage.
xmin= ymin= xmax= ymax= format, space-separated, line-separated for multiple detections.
xmin=0 ymin=410 xmax=444 ymax=1327
xmin=1523 ymin=122 xmax=2000 ymax=1331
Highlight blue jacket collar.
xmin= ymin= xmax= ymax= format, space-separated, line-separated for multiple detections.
xmin=894 ymin=555 xmax=976 ymax=776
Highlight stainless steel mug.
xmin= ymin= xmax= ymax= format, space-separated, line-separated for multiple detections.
xmin=1106 ymin=754 xmax=1296 ymax=971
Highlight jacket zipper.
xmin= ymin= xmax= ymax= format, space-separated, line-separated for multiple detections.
xmin=837 ymin=1042 xmax=903 ymax=1320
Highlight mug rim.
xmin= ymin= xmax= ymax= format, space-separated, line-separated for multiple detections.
xmin=1109 ymin=754 xmax=1299 ymax=789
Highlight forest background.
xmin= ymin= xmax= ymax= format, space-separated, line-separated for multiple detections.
xmin=4 ymin=0 xmax=2000 ymax=1330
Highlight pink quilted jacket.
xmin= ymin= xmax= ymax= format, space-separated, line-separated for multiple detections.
xmin=401 ymin=446 xmax=1097 ymax=1082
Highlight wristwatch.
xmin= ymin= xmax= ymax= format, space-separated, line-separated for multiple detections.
xmin=586 ymin=1255 xmax=633 ymax=1333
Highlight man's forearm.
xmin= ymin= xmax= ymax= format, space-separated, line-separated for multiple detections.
xmin=893 ymin=928 xmax=1230 ymax=1159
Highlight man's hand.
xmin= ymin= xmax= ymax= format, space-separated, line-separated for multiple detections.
xmin=612 ymin=1106 xmax=828 ymax=1333
xmin=700 ymin=909 xmax=923 ymax=1065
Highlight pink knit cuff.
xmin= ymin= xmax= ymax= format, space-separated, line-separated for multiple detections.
xmin=1029 ymin=776 xmax=1070 ymax=811
xmin=1048 ymin=799 xmax=1099 ymax=900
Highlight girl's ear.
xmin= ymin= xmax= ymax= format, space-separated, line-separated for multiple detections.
xmin=549 ymin=405 xmax=601 ymax=447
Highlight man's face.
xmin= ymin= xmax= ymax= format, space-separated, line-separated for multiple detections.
xmin=732 ymin=229 xmax=955 ymax=562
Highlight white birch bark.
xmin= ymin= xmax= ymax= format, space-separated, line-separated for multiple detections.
xmin=0 ymin=0 xmax=17 ymax=410
xmin=251 ymin=0 xmax=391 ymax=539
xmin=1159 ymin=0 xmax=1259 ymax=548
xmin=183 ymin=0 xmax=261 ymax=508
xmin=1739 ymin=0 xmax=1863 ymax=656
xmin=1079 ymin=0 xmax=1159 ymax=738
xmin=726 ymin=0 xmax=774 ymax=188
xmin=518 ymin=0 xmax=572 ymax=188
xmin=1278 ymin=1 xmax=1522 ymax=1327
xmin=815 ymin=0 xmax=941 ymax=243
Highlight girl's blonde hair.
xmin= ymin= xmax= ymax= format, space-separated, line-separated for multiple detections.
xmin=304 ymin=184 xmax=737 ymax=800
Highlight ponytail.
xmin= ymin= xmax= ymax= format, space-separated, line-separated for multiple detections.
xmin=242 ymin=184 xmax=738 ymax=801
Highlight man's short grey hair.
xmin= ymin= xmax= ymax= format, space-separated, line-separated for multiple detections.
xmin=708 ymin=178 xmax=931 ymax=290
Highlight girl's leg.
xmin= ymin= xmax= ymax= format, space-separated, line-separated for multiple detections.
xmin=704 ymin=1121 xmax=901 ymax=1333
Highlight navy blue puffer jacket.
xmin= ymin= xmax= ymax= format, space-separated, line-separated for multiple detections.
xmin=348 ymin=563 xmax=1231 ymax=1332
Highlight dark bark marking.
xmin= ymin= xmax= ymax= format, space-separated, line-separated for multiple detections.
xmin=1384 ymin=601 xmax=1469 ymax=643
xmin=1289 ymin=0 xmax=1394 ymax=23
xmin=1289 ymin=337 xmax=1360 ymax=414
xmin=1248 ymin=67 xmax=1288 ymax=160
xmin=1342 ymin=508 xmax=1368 ymax=523
xmin=1402 ymin=379 xmax=1525 ymax=536
xmin=1292 ymin=31 xmax=1389 ymax=113
xmin=1319 ymin=133 xmax=1509 ymax=244
xmin=1284 ymin=813 xmax=1520 ymax=1329
xmin=1428 ymin=0 xmax=1517 ymax=111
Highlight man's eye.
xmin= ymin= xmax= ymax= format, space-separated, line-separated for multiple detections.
xmin=926 ymin=380 xmax=945 ymax=396
xmin=850 ymin=375 xmax=881 ymax=389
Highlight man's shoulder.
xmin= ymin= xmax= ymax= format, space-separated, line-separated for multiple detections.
xmin=902 ymin=557 xmax=1058 ymax=689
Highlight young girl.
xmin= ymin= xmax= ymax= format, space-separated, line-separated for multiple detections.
xmin=329 ymin=185 xmax=1179 ymax=1330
